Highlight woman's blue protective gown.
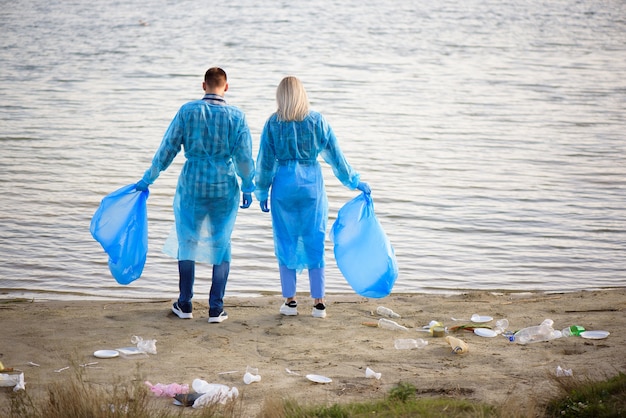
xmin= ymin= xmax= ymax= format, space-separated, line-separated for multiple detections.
xmin=254 ymin=111 xmax=360 ymax=271
xmin=141 ymin=98 xmax=255 ymax=264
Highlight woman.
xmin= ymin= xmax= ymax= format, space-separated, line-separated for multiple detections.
xmin=255 ymin=76 xmax=370 ymax=318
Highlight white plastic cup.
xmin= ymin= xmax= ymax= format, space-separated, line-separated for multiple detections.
xmin=245 ymin=365 xmax=259 ymax=375
xmin=365 ymin=367 xmax=382 ymax=380
xmin=243 ymin=372 xmax=261 ymax=385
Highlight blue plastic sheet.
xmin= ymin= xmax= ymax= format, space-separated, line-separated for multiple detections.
xmin=90 ymin=184 xmax=149 ymax=285
xmin=330 ymin=193 xmax=398 ymax=298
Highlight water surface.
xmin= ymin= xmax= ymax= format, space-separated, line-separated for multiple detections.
xmin=1 ymin=0 xmax=625 ymax=300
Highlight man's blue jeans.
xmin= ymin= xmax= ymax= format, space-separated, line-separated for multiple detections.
xmin=178 ymin=260 xmax=230 ymax=316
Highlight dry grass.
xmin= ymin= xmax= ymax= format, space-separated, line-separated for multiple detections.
xmin=3 ymin=367 xmax=625 ymax=417
xmin=3 ymin=366 xmax=243 ymax=418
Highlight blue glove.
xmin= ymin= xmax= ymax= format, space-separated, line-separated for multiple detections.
xmin=240 ymin=193 xmax=252 ymax=209
xmin=260 ymin=199 xmax=270 ymax=213
xmin=135 ymin=180 xmax=149 ymax=192
xmin=356 ymin=181 xmax=371 ymax=194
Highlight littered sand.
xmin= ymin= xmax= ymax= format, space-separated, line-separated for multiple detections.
xmin=1 ymin=289 xmax=625 ymax=416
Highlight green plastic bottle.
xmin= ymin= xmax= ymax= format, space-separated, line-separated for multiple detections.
xmin=561 ymin=325 xmax=585 ymax=337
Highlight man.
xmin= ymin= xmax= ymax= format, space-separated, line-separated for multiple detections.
xmin=136 ymin=67 xmax=255 ymax=323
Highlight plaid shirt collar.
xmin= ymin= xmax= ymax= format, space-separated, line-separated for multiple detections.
xmin=202 ymin=93 xmax=227 ymax=105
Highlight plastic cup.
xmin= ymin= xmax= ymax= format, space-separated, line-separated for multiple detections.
xmin=243 ymin=372 xmax=261 ymax=384
xmin=365 ymin=367 xmax=382 ymax=380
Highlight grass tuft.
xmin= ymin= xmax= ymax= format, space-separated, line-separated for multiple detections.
xmin=258 ymin=381 xmax=496 ymax=418
xmin=545 ymin=371 xmax=626 ymax=417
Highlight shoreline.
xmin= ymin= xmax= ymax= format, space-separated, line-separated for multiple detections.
xmin=1 ymin=289 xmax=625 ymax=416
xmin=2 ymin=286 xmax=625 ymax=303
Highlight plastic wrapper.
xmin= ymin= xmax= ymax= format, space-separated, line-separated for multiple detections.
xmin=90 ymin=184 xmax=149 ymax=285
xmin=132 ymin=335 xmax=157 ymax=354
xmin=0 ymin=371 xmax=25 ymax=391
xmin=330 ymin=193 xmax=398 ymax=298
xmin=191 ymin=379 xmax=239 ymax=407
xmin=145 ymin=381 xmax=189 ymax=398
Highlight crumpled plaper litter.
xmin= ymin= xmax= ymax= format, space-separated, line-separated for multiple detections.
xmin=191 ymin=379 xmax=239 ymax=408
xmin=0 ymin=372 xmax=25 ymax=392
xmin=132 ymin=335 xmax=157 ymax=354
xmin=556 ymin=366 xmax=573 ymax=377
xmin=145 ymin=381 xmax=189 ymax=398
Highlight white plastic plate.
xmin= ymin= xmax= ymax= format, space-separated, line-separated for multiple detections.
xmin=471 ymin=314 xmax=493 ymax=323
xmin=474 ymin=328 xmax=498 ymax=338
xmin=306 ymin=374 xmax=332 ymax=384
xmin=580 ymin=330 xmax=610 ymax=340
xmin=93 ymin=349 xmax=119 ymax=359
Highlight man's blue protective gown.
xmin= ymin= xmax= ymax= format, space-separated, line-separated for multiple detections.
xmin=142 ymin=97 xmax=255 ymax=264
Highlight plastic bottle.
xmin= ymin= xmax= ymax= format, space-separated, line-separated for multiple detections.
xmin=561 ymin=325 xmax=585 ymax=337
xmin=502 ymin=331 xmax=515 ymax=341
xmin=376 ymin=306 xmax=401 ymax=318
xmin=394 ymin=338 xmax=428 ymax=349
xmin=513 ymin=319 xmax=560 ymax=344
xmin=445 ymin=336 xmax=468 ymax=354
xmin=494 ymin=319 xmax=509 ymax=335
xmin=378 ymin=318 xmax=409 ymax=331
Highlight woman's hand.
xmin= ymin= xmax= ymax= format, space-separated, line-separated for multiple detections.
xmin=356 ymin=181 xmax=371 ymax=194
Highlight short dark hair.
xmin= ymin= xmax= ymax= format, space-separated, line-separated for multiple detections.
xmin=204 ymin=67 xmax=227 ymax=88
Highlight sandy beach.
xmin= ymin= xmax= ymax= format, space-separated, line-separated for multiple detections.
xmin=1 ymin=289 xmax=625 ymax=416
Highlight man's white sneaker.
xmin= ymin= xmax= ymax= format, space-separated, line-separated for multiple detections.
xmin=208 ymin=311 xmax=228 ymax=323
xmin=172 ymin=302 xmax=193 ymax=319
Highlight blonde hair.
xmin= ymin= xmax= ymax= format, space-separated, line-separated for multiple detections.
xmin=276 ymin=76 xmax=310 ymax=122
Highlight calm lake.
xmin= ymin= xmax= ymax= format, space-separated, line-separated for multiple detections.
xmin=1 ymin=0 xmax=625 ymax=301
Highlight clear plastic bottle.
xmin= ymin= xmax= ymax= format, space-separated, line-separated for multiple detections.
xmin=376 ymin=306 xmax=400 ymax=318
xmin=561 ymin=325 xmax=585 ymax=337
xmin=378 ymin=318 xmax=409 ymax=331
xmin=494 ymin=319 xmax=509 ymax=335
xmin=394 ymin=338 xmax=428 ymax=349
xmin=514 ymin=319 xmax=560 ymax=344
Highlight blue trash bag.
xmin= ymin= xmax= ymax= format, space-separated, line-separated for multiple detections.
xmin=90 ymin=184 xmax=149 ymax=285
xmin=330 ymin=193 xmax=398 ymax=298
